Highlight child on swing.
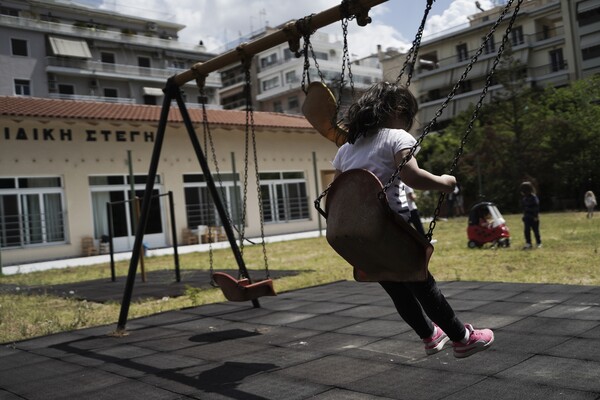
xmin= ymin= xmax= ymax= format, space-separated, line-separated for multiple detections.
xmin=332 ymin=82 xmax=494 ymax=358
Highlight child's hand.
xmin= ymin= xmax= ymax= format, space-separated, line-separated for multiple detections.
xmin=440 ymin=175 xmax=457 ymax=193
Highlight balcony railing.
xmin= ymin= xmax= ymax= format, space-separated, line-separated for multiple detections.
xmin=0 ymin=14 xmax=208 ymax=53
xmin=46 ymin=57 xmax=222 ymax=87
xmin=417 ymin=26 xmax=565 ymax=75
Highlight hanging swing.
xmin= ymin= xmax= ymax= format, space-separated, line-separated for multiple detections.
xmin=314 ymin=0 xmax=524 ymax=282
xmin=299 ymin=1 xmax=358 ymax=146
xmin=197 ymin=61 xmax=276 ymax=302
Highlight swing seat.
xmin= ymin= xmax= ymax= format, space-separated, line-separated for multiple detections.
xmin=212 ymin=272 xmax=276 ymax=302
xmin=302 ymin=82 xmax=347 ymax=146
xmin=325 ymin=169 xmax=433 ymax=282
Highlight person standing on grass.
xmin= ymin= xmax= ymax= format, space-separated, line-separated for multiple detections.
xmin=520 ymin=181 xmax=542 ymax=249
xmin=584 ymin=191 xmax=596 ymax=219
xmin=404 ymin=184 xmax=426 ymax=237
xmin=332 ymin=82 xmax=494 ymax=358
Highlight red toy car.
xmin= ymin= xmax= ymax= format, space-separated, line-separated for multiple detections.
xmin=467 ymin=202 xmax=510 ymax=248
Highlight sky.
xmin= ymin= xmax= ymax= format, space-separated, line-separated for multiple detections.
xmin=84 ymin=0 xmax=499 ymax=58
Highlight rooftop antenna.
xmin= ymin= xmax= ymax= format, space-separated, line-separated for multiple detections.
xmin=475 ymin=1 xmax=485 ymax=12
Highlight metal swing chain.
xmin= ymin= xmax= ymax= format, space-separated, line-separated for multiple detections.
xmin=396 ymin=0 xmax=434 ymax=87
xmin=380 ymin=0 xmax=520 ymax=241
xmin=298 ymin=14 xmax=326 ymax=94
xmin=198 ymin=85 xmax=218 ymax=285
xmin=241 ymin=62 xmax=270 ymax=278
xmin=337 ymin=0 xmax=356 ymax=116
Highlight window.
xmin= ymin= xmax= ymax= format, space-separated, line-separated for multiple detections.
xmin=582 ymin=44 xmax=600 ymax=61
xmin=172 ymin=61 xmax=186 ymax=69
xmin=104 ymin=88 xmax=118 ymax=98
xmin=58 ymin=84 xmax=75 ymax=95
xmin=101 ymin=52 xmax=115 ymax=63
xmin=259 ymin=172 xmax=309 ymax=223
xmin=288 ymin=96 xmax=299 ymax=110
xmin=273 ymin=100 xmax=283 ymax=113
xmin=0 ymin=177 xmax=66 ymax=248
xmin=260 ymin=53 xmax=278 ymax=68
xmin=549 ymin=49 xmax=565 ymax=72
xmin=285 ymin=70 xmax=298 ymax=84
xmin=261 ymin=76 xmax=279 ymax=91
xmin=89 ymin=175 xmax=163 ymax=240
xmin=511 ymin=26 xmax=524 ymax=46
xmin=183 ymin=173 xmax=242 ymax=228
xmin=456 ymin=43 xmax=468 ymax=62
xmin=578 ymin=7 xmax=600 ymax=27
xmin=138 ymin=57 xmax=151 ymax=68
xmin=482 ymin=36 xmax=495 ymax=55
xmin=14 ymin=79 xmax=31 ymax=96
xmin=11 ymin=38 xmax=28 ymax=56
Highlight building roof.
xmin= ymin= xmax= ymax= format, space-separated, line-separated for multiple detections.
xmin=0 ymin=96 xmax=314 ymax=130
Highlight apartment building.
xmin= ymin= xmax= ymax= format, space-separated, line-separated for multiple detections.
xmin=219 ymin=28 xmax=383 ymax=114
xmin=0 ymin=0 xmax=221 ymax=106
xmin=380 ymin=0 xmax=598 ymax=129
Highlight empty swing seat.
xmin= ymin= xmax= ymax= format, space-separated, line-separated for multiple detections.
xmin=212 ymin=272 xmax=276 ymax=302
xmin=325 ymin=169 xmax=433 ymax=282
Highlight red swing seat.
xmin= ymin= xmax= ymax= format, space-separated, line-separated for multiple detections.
xmin=325 ymin=169 xmax=433 ymax=282
xmin=212 ymin=272 xmax=276 ymax=302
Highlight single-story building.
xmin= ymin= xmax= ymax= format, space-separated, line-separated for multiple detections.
xmin=0 ymin=96 xmax=339 ymax=268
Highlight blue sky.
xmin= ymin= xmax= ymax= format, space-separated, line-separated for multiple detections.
xmin=82 ymin=0 xmax=499 ymax=57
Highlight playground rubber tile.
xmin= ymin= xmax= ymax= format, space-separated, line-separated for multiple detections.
xmin=343 ymin=365 xmax=485 ymax=400
xmin=4 ymin=281 xmax=600 ymax=399
xmin=497 ymin=354 xmax=600 ymax=392
xmin=333 ymin=304 xmax=397 ymax=319
xmin=543 ymin=337 xmax=600 ymax=362
xmin=287 ymin=314 xmax=366 ymax=331
xmin=335 ymin=318 xmax=412 ymax=337
xmin=441 ymin=377 xmax=599 ymax=400
xmin=278 ymin=354 xmax=394 ymax=385
xmin=501 ymin=315 xmax=598 ymax=336
xmin=537 ymin=304 xmax=600 ymax=320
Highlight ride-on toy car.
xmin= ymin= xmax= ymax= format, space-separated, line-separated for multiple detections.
xmin=467 ymin=202 xmax=510 ymax=248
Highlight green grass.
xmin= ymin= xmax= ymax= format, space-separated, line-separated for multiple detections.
xmin=1 ymin=211 xmax=598 ymax=344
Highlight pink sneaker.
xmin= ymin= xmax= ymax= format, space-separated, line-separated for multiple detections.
xmin=423 ymin=325 xmax=450 ymax=355
xmin=453 ymin=324 xmax=494 ymax=358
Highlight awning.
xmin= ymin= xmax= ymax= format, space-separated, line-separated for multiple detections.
xmin=577 ymin=0 xmax=600 ymax=13
xmin=581 ymin=32 xmax=600 ymax=49
xmin=48 ymin=36 xmax=92 ymax=59
xmin=143 ymin=87 xmax=164 ymax=96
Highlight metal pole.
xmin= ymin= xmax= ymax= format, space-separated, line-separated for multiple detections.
xmin=116 ymin=82 xmax=174 ymax=333
xmin=312 ymin=151 xmax=323 ymax=236
xmin=107 ymin=202 xmax=116 ymax=282
xmin=230 ymin=152 xmax=242 ymax=247
xmin=168 ymin=191 xmax=181 ymax=282
xmin=171 ymin=0 xmax=387 ymax=87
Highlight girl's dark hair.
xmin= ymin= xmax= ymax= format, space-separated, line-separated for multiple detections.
xmin=344 ymin=82 xmax=418 ymax=144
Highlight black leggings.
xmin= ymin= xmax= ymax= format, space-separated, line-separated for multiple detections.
xmin=379 ymin=273 xmax=466 ymax=341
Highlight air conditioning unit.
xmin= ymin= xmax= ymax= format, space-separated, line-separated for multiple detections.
xmin=146 ymin=22 xmax=158 ymax=32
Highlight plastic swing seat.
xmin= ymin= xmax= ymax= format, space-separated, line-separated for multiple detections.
xmin=325 ymin=169 xmax=433 ymax=282
xmin=212 ymin=272 xmax=276 ymax=302
xmin=302 ymin=82 xmax=347 ymax=146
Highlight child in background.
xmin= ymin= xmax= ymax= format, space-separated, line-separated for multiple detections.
xmin=332 ymin=82 xmax=494 ymax=358
xmin=520 ymin=181 xmax=541 ymax=249
xmin=584 ymin=191 xmax=596 ymax=219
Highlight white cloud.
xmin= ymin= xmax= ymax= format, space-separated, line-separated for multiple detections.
xmin=423 ymin=0 xmax=495 ymax=39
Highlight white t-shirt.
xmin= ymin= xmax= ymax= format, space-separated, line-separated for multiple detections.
xmin=332 ymin=128 xmax=418 ymax=217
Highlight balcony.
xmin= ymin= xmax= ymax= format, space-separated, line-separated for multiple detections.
xmin=46 ymin=57 xmax=222 ymax=88
xmin=0 ymin=14 xmax=208 ymax=54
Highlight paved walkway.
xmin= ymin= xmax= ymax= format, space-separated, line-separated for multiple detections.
xmin=2 ymin=279 xmax=600 ymax=399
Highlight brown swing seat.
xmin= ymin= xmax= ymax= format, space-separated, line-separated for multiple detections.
xmin=212 ymin=272 xmax=276 ymax=302
xmin=325 ymin=169 xmax=433 ymax=282
xmin=302 ymin=82 xmax=348 ymax=146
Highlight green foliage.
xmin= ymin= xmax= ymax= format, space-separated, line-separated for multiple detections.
xmin=419 ymin=74 xmax=600 ymax=213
